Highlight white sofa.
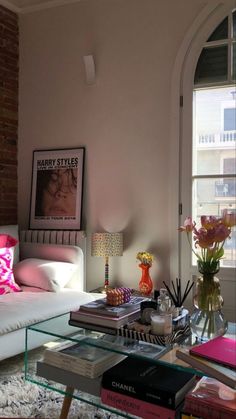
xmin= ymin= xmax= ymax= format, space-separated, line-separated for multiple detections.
xmin=0 ymin=226 xmax=98 ymax=361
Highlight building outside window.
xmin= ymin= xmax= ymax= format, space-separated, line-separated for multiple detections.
xmin=192 ymin=10 xmax=236 ymax=268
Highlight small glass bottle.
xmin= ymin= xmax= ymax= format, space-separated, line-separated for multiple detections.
xmin=158 ymin=288 xmax=171 ymax=313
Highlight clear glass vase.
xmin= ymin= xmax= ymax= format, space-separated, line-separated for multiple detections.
xmin=190 ymin=261 xmax=228 ymax=341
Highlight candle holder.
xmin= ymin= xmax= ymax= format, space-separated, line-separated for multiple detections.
xmin=150 ymin=312 xmax=173 ymax=336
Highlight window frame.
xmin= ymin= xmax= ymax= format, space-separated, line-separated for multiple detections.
xmin=170 ymin=0 xmax=236 ymax=321
xmin=194 ymin=11 xmax=235 ymax=88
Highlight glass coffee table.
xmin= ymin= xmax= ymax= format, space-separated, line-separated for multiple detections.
xmin=24 ymin=312 xmax=236 ymax=419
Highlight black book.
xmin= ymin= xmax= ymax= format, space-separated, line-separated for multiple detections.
xmin=101 ymin=357 xmax=196 ymax=409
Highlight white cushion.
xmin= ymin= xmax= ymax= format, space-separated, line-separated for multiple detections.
xmin=13 ymin=258 xmax=77 ymax=292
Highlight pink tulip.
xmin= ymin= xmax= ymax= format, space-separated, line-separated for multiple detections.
xmin=222 ymin=209 xmax=236 ymax=227
xmin=194 ymin=228 xmax=215 ymax=248
xmin=179 ymin=217 xmax=195 ymax=232
xmin=214 ymin=224 xmax=230 ymax=242
xmin=201 ymin=215 xmax=218 ymax=230
xmin=179 ymin=213 xmax=234 ymax=263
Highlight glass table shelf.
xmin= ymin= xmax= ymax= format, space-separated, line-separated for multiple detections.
xmin=25 ymin=312 xmax=236 ymax=419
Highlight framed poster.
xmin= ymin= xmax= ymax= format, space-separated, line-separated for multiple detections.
xmin=29 ymin=147 xmax=85 ymax=230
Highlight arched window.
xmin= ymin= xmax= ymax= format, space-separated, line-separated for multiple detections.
xmin=178 ymin=4 xmax=236 ymax=321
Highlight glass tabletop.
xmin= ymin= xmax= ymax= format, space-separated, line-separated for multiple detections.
xmin=26 ymin=312 xmax=192 ymax=366
xmin=25 ymin=312 xmax=236 ymax=419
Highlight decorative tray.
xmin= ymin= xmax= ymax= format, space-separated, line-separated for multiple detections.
xmin=117 ymin=322 xmax=191 ymax=346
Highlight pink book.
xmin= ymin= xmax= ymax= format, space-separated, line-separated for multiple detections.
xmin=101 ymin=387 xmax=179 ymax=419
xmin=184 ymin=376 xmax=236 ymax=419
xmin=190 ymin=336 xmax=236 ymax=369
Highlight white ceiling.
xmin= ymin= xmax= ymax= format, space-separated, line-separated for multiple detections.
xmin=0 ymin=0 xmax=81 ymax=13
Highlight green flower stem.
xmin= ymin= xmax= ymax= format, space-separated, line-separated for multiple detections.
xmin=195 ymin=276 xmax=222 ymax=311
xmin=201 ymin=312 xmax=217 ymax=339
xmin=186 ymin=230 xmax=226 ymax=264
xmin=208 ymin=313 xmax=213 ymax=338
xmin=202 ymin=314 xmax=209 ymax=338
xmin=194 ymin=262 xmax=224 ymax=338
xmin=187 ymin=232 xmax=200 ymax=260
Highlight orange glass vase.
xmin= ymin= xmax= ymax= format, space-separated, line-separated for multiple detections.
xmin=138 ymin=263 xmax=153 ymax=295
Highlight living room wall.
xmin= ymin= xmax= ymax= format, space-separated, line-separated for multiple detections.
xmin=18 ymin=0 xmax=207 ymax=291
xmin=0 ymin=5 xmax=18 ymax=226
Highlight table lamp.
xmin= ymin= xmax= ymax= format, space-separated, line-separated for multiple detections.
xmin=91 ymin=232 xmax=123 ymax=292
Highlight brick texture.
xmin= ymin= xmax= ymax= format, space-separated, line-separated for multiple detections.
xmin=0 ymin=5 xmax=18 ymax=226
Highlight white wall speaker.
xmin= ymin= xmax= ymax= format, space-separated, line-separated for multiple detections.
xmin=83 ymin=55 xmax=96 ymax=85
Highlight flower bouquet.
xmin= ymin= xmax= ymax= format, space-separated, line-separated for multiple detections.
xmin=179 ymin=209 xmax=236 ymax=340
xmin=179 ymin=209 xmax=235 ymax=268
xmin=136 ymin=251 xmax=154 ymax=266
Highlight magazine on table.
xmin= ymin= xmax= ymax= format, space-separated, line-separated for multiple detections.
xmin=189 ymin=336 xmax=236 ymax=369
xmin=176 ymin=347 xmax=236 ymax=389
xmin=37 ymin=361 xmax=102 ymax=397
xmin=83 ymin=334 xmax=169 ymax=361
xmin=78 ymin=295 xmax=149 ymax=318
xmin=70 ymin=308 xmax=140 ymax=328
xmin=43 ymin=340 xmax=126 ymax=378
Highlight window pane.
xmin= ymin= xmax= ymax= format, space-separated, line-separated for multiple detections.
xmin=224 ymin=108 xmax=236 ymax=130
xmin=193 ymin=87 xmax=236 ymax=176
xmin=192 ymin=86 xmax=236 ymax=270
xmin=194 ymin=46 xmax=228 ymax=85
xmin=223 ymin=157 xmax=236 ymax=174
xmin=207 ymin=17 xmax=228 ymax=41
xmin=215 ymin=178 xmax=236 ymax=197
xmin=192 ymin=178 xmax=236 ymax=268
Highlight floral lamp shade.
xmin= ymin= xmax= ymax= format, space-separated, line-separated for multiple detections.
xmin=91 ymin=233 xmax=123 ymax=257
xmin=91 ymin=232 xmax=123 ymax=291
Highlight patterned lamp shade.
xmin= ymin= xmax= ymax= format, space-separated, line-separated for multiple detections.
xmin=91 ymin=232 xmax=123 ymax=257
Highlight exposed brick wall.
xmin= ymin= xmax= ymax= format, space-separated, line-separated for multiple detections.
xmin=0 ymin=5 xmax=18 ymax=226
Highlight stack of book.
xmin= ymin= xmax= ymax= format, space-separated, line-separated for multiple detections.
xmin=176 ymin=336 xmax=236 ymax=389
xmin=69 ymin=295 xmax=149 ymax=335
xmin=183 ymin=376 xmax=236 ymax=418
xmin=100 ymin=357 xmax=196 ymax=419
xmin=42 ymin=340 xmax=126 ymax=379
xmin=37 ymin=361 xmax=103 ymax=397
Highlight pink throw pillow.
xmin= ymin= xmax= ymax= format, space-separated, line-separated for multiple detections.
xmin=0 ymin=234 xmax=21 ymax=295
